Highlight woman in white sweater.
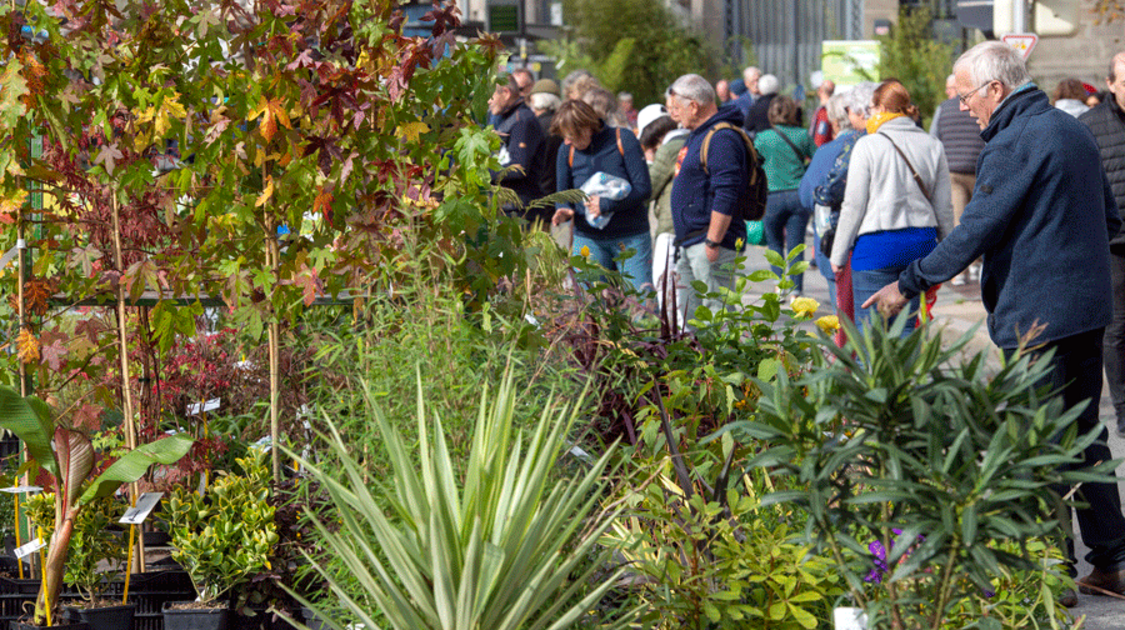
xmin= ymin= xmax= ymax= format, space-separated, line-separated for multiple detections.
xmin=830 ymin=79 xmax=954 ymax=335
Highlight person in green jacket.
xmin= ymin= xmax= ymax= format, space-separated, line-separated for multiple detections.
xmin=638 ymin=110 xmax=689 ymax=312
xmin=754 ymin=95 xmax=816 ymax=296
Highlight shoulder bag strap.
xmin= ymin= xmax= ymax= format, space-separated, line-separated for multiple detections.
xmin=616 ymin=127 xmax=624 ymax=156
xmin=878 ymin=131 xmax=931 ymax=202
xmin=769 ymin=124 xmax=807 ymax=163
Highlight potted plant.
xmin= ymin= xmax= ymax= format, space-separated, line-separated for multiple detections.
xmin=22 ymin=494 xmax=134 ymax=630
xmin=0 ymin=385 xmax=194 ymax=628
xmin=162 ymin=451 xmax=277 ymax=630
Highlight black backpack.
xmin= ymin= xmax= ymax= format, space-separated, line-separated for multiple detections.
xmin=699 ymin=122 xmax=768 ymax=221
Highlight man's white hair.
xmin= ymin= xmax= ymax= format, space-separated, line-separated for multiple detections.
xmin=844 ymin=82 xmax=877 ymax=119
xmin=954 ymin=41 xmax=1032 ymax=90
xmin=758 ymin=74 xmax=780 ymax=96
xmin=669 ymin=74 xmax=716 ymax=106
xmin=742 ymin=66 xmax=761 ymax=84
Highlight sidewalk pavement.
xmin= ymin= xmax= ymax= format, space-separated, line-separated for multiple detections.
xmin=737 ymin=244 xmax=1125 ymax=625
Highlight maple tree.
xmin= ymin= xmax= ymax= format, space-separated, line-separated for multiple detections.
xmin=0 ymin=0 xmax=519 ymax=571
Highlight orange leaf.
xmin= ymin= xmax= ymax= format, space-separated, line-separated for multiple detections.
xmin=314 ymin=187 xmax=334 ymax=224
xmin=17 ymin=327 xmax=39 ymax=364
xmin=261 ymin=112 xmax=278 ymax=143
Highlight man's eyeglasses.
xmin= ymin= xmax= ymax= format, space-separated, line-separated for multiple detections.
xmin=957 ymin=81 xmax=994 ymax=106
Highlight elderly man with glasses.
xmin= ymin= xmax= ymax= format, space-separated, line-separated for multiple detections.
xmin=865 ymin=40 xmax=1125 ymax=606
xmin=666 ymin=73 xmax=750 ymax=324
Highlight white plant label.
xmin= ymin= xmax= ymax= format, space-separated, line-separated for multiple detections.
xmin=13 ymin=538 xmax=45 ymax=560
xmin=120 ymin=492 xmax=164 ymax=525
xmin=833 ymin=607 xmax=868 ymax=630
xmin=186 ymin=398 xmax=221 ymax=415
xmin=0 ymin=486 xmax=42 ymax=495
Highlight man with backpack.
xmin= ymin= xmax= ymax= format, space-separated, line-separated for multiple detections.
xmin=667 ymin=73 xmax=765 ymax=324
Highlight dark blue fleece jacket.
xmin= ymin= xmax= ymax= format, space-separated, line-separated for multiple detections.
xmin=670 ymin=105 xmax=749 ymax=250
xmin=556 ymin=124 xmax=652 ymax=239
xmin=898 ymin=86 xmax=1122 ymax=348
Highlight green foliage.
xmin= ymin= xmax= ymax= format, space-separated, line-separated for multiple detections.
xmin=604 ymin=466 xmax=842 ymax=629
xmin=166 ymin=451 xmax=278 ymax=605
xmin=285 ymin=373 xmax=636 ymax=630
xmin=25 ymin=492 xmax=126 ymax=604
xmin=559 ymin=0 xmax=718 ymax=104
xmin=0 ymin=385 xmax=191 ymax=625
xmin=724 ymin=318 xmax=1095 ymax=628
xmin=873 ymin=7 xmax=957 ymax=124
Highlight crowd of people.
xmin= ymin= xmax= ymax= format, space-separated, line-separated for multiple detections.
xmin=488 ymin=40 xmax=1125 ymax=607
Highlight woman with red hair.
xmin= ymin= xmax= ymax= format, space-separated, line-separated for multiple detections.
xmin=829 ymin=79 xmax=955 ymax=335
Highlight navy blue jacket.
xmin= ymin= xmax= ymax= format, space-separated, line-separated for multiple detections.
xmin=556 ymin=124 xmax=652 ymax=239
xmin=899 ymin=86 xmax=1122 ymax=348
xmin=670 ymin=105 xmax=749 ymax=250
xmin=494 ymin=99 xmax=547 ymax=211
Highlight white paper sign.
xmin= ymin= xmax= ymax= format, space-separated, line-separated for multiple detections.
xmin=833 ymin=607 xmax=868 ymax=630
xmin=120 ymin=492 xmax=164 ymax=525
xmin=13 ymin=538 xmax=45 ymax=560
xmin=0 ymin=486 xmax=42 ymax=495
xmin=186 ymin=398 xmax=221 ymax=415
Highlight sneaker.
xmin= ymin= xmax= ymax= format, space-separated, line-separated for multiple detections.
xmin=968 ymin=262 xmax=982 ymax=282
xmin=1078 ymin=567 xmax=1125 ymax=597
xmin=950 ymin=273 xmax=967 ymax=287
xmin=1117 ymin=420 xmax=1125 ymax=439
xmin=1058 ymin=588 xmax=1079 ymax=607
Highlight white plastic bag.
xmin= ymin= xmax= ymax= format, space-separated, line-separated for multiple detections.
xmin=579 ymin=172 xmax=632 ymax=229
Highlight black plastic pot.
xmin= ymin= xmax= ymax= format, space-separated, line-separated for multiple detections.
xmin=76 ymin=603 xmax=135 ymax=630
xmin=9 ymin=621 xmax=89 ymax=630
xmin=163 ymin=605 xmax=232 ymax=630
xmin=300 ymin=607 xmax=328 ymax=630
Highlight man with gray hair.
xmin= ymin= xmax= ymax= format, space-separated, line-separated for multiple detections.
xmin=733 ymin=66 xmax=761 ymax=119
xmin=744 ymin=74 xmax=781 ymax=135
xmin=864 ymin=40 xmax=1125 ymax=602
xmin=667 ymin=73 xmax=749 ymax=323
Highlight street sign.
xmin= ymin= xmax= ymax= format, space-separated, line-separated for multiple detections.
xmin=1001 ymin=33 xmax=1038 ymax=59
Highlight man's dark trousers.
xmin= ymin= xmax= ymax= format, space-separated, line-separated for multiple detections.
xmin=1016 ymin=328 xmax=1125 ymax=573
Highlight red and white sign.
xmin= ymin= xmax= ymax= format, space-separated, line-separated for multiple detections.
xmin=1001 ymin=33 xmax=1038 ymax=60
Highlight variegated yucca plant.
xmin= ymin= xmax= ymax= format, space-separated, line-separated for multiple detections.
xmin=285 ymin=373 xmax=636 ymax=630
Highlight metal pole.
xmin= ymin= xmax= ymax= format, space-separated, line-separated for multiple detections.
xmin=1013 ymin=0 xmax=1027 ymax=32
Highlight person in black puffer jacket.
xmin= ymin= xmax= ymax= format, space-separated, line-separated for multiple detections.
xmin=1080 ymin=51 xmax=1125 ymax=437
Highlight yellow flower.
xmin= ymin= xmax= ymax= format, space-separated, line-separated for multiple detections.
xmin=790 ymin=297 xmax=819 ymax=318
xmin=580 ymin=245 xmax=591 ymax=259
xmin=815 ymin=315 xmax=840 ymax=334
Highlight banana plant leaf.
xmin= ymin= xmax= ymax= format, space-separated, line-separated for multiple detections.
xmin=0 ymin=384 xmax=57 ymax=477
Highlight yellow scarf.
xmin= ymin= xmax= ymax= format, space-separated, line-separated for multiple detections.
xmin=866 ymin=111 xmax=906 ymax=134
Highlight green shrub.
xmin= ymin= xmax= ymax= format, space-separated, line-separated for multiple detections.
xmin=724 ymin=318 xmax=1096 ymax=628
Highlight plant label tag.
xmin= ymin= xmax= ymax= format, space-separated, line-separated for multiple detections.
xmin=833 ymin=607 xmax=868 ymax=630
xmin=186 ymin=398 xmax=221 ymax=415
xmin=0 ymin=486 xmax=42 ymax=495
xmin=13 ymin=538 xmax=44 ymax=560
xmin=120 ymin=492 xmax=164 ymax=525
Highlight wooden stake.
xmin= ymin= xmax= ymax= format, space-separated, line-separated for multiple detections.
xmin=266 ymin=215 xmax=281 ymax=482
xmin=111 ymin=193 xmax=145 ymax=573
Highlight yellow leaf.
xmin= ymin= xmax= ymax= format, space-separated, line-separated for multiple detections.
xmin=398 ymin=122 xmax=429 ymax=143
xmin=255 ymin=176 xmax=274 ymax=208
xmin=0 ymin=190 xmax=27 ymax=214
xmin=261 ymin=111 xmax=278 ymax=143
xmin=133 ymin=106 xmax=155 ymax=126
xmin=249 ymin=96 xmax=268 ymax=121
xmin=17 ymin=328 xmax=39 ymax=364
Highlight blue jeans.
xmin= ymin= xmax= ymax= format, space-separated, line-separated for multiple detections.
xmin=763 ymin=189 xmax=810 ymax=293
xmin=851 ymin=265 xmax=919 ymax=337
xmin=572 ymin=230 xmax=653 ymax=293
